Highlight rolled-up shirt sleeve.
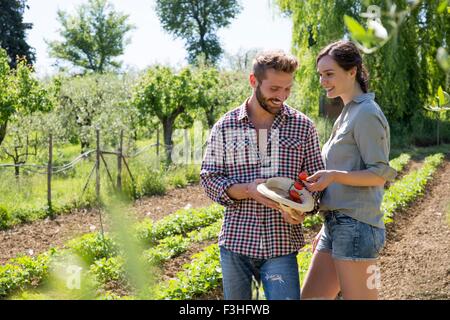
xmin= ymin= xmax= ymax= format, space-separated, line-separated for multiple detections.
xmin=302 ymin=124 xmax=326 ymax=213
xmin=200 ymin=123 xmax=240 ymax=207
xmin=354 ymin=110 xmax=397 ymax=182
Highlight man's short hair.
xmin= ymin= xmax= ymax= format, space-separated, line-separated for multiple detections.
xmin=252 ymin=50 xmax=298 ymax=82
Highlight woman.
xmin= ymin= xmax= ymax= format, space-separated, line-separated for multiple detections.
xmin=301 ymin=40 xmax=397 ymax=300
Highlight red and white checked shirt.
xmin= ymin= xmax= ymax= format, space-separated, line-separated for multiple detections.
xmin=200 ymin=100 xmax=325 ymax=259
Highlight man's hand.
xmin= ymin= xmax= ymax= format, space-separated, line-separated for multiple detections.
xmin=279 ymin=205 xmax=305 ymax=225
xmin=247 ymin=179 xmax=280 ymax=210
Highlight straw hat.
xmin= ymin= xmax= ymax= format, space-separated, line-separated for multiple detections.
xmin=257 ymin=177 xmax=314 ymax=217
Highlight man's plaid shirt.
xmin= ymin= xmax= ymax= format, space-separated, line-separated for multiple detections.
xmin=200 ymin=101 xmax=325 ymax=259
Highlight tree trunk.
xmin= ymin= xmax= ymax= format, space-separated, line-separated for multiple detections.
xmin=0 ymin=120 xmax=7 ymax=146
xmin=206 ymin=107 xmax=215 ymax=129
xmin=162 ymin=118 xmax=174 ymax=165
xmin=160 ymin=106 xmax=185 ymax=164
xmin=81 ymin=140 xmax=90 ymax=153
xmin=14 ymin=165 xmax=20 ymax=178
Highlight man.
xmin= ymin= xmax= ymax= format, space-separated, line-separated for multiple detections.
xmin=200 ymin=50 xmax=324 ymax=300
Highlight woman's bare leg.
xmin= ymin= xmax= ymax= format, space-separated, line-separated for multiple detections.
xmin=301 ymin=251 xmax=340 ymax=299
xmin=334 ymin=260 xmax=380 ymax=300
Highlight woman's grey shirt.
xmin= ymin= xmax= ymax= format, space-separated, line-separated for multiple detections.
xmin=320 ymin=92 xmax=397 ymax=229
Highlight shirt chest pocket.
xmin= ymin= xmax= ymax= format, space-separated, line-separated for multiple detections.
xmin=233 ymin=138 xmax=249 ymax=151
xmin=226 ymin=137 xmax=251 ymax=167
xmin=278 ymin=136 xmax=303 ymax=176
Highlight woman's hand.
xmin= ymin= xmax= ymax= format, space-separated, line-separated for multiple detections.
xmin=303 ymin=170 xmax=336 ymax=192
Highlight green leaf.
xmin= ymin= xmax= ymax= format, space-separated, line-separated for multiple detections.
xmin=344 ymin=15 xmax=367 ymax=38
xmin=344 ymin=15 xmax=378 ymax=47
xmin=437 ymin=0 xmax=448 ymax=13
xmin=437 ymin=86 xmax=445 ymax=107
xmin=436 ymin=47 xmax=450 ymax=71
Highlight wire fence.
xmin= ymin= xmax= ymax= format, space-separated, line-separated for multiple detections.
xmin=0 ymin=130 xmax=164 ymax=237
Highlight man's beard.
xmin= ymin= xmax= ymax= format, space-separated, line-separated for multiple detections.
xmin=255 ymin=85 xmax=282 ymax=115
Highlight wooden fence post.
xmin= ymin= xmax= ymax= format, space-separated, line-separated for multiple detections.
xmin=95 ymin=129 xmax=105 ymax=239
xmin=96 ymin=129 xmax=100 ymax=201
xmin=117 ymin=130 xmax=123 ymax=192
xmin=47 ymin=133 xmax=53 ymax=216
xmin=156 ymin=126 xmax=160 ymax=158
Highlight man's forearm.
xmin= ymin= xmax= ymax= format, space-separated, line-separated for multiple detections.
xmin=225 ymin=183 xmax=251 ymax=200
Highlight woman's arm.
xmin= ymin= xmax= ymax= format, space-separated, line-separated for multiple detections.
xmin=303 ymin=169 xmax=385 ymax=192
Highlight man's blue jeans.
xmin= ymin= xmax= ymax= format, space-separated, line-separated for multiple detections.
xmin=219 ymin=246 xmax=301 ymax=300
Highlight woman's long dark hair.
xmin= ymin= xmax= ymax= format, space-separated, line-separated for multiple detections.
xmin=316 ymin=40 xmax=369 ymax=93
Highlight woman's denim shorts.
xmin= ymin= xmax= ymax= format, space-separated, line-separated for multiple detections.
xmin=316 ymin=211 xmax=386 ymax=261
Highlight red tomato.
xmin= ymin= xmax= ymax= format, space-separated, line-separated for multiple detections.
xmin=293 ymin=181 xmax=303 ymax=190
xmin=289 ymin=190 xmax=300 ymax=200
xmin=298 ymin=172 xmax=308 ymax=181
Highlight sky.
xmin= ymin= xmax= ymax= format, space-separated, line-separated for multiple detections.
xmin=22 ymin=0 xmax=293 ymax=76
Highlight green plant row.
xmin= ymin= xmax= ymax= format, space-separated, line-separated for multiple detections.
xmin=89 ymin=220 xmax=223 ymax=292
xmin=135 ymin=204 xmax=224 ymax=244
xmin=0 ymin=233 xmax=114 ymax=299
xmin=153 ymin=244 xmax=221 ymax=300
xmin=0 ymin=204 xmax=223 ymax=299
xmin=0 ymin=197 xmax=96 ymax=230
xmin=389 ymin=153 xmax=411 ymax=173
xmin=93 ymin=217 xmax=322 ymax=299
xmin=143 ymin=219 xmax=222 ymax=264
xmin=151 ymin=244 xmax=315 ymax=300
xmin=86 ymin=211 xmax=320 ymax=298
xmin=382 ymin=153 xmax=444 ymax=223
xmin=0 ymin=251 xmax=55 ymax=298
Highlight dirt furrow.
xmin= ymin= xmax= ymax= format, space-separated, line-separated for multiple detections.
xmin=379 ymin=159 xmax=450 ymax=299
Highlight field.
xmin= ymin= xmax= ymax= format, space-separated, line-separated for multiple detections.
xmin=1 ymin=143 xmax=449 ymax=300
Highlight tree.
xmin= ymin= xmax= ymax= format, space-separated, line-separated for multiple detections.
xmin=155 ymin=0 xmax=242 ymax=65
xmin=416 ymin=0 xmax=449 ymax=107
xmin=222 ymin=47 xmax=261 ymax=72
xmin=0 ymin=49 xmax=52 ymax=147
xmin=275 ymin=0 xmax=448 ymax=124
xmin=0 ymin=113 xmax=39 ymax=178
xmin=56 ymin=73 xmax=137 ymax=152
xmin=194 ymin=68 xmax=249 ymax=128
xmin=0 ymin=0 xmax=35 ymax=68
xmin=275 ymin=0 xmax=356 ymax=117
xmin=47 ymin=0 xmax=134 ymax=73
xmin=133 ymin=66 xmax=200 ymax=163
xmin=341 ymin=0 xmax=449 ymax=143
